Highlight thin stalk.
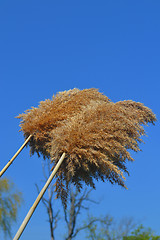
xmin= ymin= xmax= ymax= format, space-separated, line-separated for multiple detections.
xmin=13 ymin=152 xmax=66 ymax=240
xmin=0 ymin=135 xmax=32 ymax=178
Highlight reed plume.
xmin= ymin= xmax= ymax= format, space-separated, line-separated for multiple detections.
xmin=17 ymin=88 xmax=109 ymax=158
xmin=17 ymin=88 xmax=156 ymax=207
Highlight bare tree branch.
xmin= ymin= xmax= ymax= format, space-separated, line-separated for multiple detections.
xmin=35 ymin=159 xmax=60 ymax=240
xmin=72 ymin=218 xmax=101 ymax=239
xmin=63 ymin=186 xmax=100 ymax=240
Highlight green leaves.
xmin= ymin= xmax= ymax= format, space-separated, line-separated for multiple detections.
xmin=123 ymin=225 xmax=160 ymax=240
xmin=85 ymin=216 xmax=160 ymax=240
xmin=0 ymin=178 xmax=22 ymax=238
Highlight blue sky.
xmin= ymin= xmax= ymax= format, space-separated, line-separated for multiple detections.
xmin=0 ymin=1 xmax=160 ymax=239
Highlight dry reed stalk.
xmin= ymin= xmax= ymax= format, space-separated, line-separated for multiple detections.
xmin=0 ymin=135 xmax=32 ymax=178
xmin=17 ymin=88 xmax=156 ymax=207
xmin=13 ymin=152 xmax=66 ymax=240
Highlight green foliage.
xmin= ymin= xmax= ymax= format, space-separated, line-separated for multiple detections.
xmin=0 ymin=178 xmax=22 ymax=238
xmin=86 ymin=216 xmax=160 ymax=240
xmin=86 ymin=220 xmax=113 ymax=240
xmin=86 ymin=215 xmax=132 ymax=240
xmin=123 ymin=225 xmax=160 ymax=240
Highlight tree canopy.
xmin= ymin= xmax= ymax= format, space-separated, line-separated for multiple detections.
xmin=0 ymin=178 xmax=22 ymax=238
xmin=123 ymin=225 xmax=160 ymax=240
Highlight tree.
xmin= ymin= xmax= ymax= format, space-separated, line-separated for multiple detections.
xmin=36 ymin=160 xmax=160 ymax=240
xmin=123 ymin=224 xmax=160 ymax=240
xmin=35 ymin=158 xmax=60 ymax=240
xmin=38 ymin=156 xmax=101 ymax=240
xmin=63 ymin=186 xmax=100 ymax=240
xmin=86 ymin=215 xmax=113 ymax=240
xmin=0 ymin=178 xmax=22 ymax=239
xmin=86 ymin=215 xmax=137 ymax=240
xmin=86 ymin=220 xmax=160 ymax=240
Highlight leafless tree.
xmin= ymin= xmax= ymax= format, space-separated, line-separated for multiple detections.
xmin=37 ymin=159 xmax=101 ymax=240
xmin=35 ymin=159 xmax=60 ymax=240
xmin=36 ymin=160 xmax=137 ymax=240
xmin=63 ymin=186 xmax=100 ymax=240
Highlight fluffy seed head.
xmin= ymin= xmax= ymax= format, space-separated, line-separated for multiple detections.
xmin=17 ymin=88 xmax=156 ymax=206
xmin=17 ymin=88 xmax=109 ymax=158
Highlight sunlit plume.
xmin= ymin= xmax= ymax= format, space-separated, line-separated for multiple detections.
xmin=17 ymin=88 xmax=156 ymax=207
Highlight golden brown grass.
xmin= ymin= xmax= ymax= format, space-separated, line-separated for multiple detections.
xmin=17 ymin=88 xmax=156 ymax=206
xmin=17 ymin=88 xmax=109 ymax=158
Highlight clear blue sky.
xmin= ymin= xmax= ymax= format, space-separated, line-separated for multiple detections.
xmin=0 ymin=1 xmax=160 ymax=239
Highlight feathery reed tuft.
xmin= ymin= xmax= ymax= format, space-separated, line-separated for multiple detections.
xmin=17 ymin=88 xmax=156 ymax=206
xmin=17 ymin=88 xmax=109 ymax=158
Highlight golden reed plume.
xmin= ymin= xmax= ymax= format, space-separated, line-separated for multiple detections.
xmin=17 ymin=88 xmax=156 ymax=207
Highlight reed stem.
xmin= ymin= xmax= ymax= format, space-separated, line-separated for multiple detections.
xmin=0 ymin=135 xmax=32 ymax=178
xmin=13 ymin=152 xmax=66 ymax=240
